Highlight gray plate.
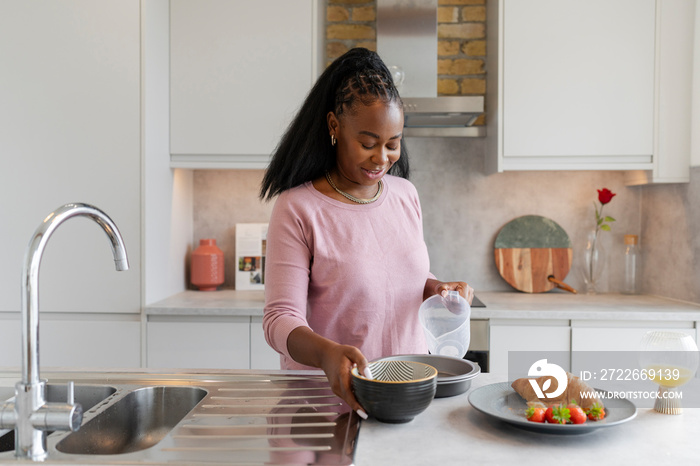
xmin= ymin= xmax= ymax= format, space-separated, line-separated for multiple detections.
xmin=468 ymin=382 xmax=637 ymax=434
xmin=374 ymin=354 xmax=480 ymax=398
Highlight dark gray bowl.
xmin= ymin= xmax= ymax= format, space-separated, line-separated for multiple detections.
xmin=375 ymin=354 xmax=480 ymax=398
xmin=351 ymin=360 xmax=437 ymax=423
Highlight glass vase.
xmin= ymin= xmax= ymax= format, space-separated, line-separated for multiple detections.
xmin=580 ymin=230 xmax=605 ymax=294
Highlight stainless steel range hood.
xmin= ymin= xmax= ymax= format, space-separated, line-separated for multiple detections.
xmin=377 ymin=0 xmax=485 ymax=137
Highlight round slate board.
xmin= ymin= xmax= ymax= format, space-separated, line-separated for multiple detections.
xmin=494 ymin=215 xmax=573 ymax=293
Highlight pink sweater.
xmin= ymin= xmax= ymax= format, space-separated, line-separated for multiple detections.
xmin=263 ymin=174 xmax=432 ymax=370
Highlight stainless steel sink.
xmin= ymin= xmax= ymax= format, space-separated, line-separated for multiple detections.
xmin=0 ymin=384 xmax=116 ymax=453
xmin=0 ymin=370 xmax=360 ymax=464
xmin=56 ymin=386 xmax=207 ymax=455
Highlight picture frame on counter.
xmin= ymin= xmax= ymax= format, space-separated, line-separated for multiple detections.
xmin=235 ymin=223 xmax=268 ymax=291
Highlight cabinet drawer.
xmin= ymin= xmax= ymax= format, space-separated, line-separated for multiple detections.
xmin=147 ymin=316 xmax=249 ymax=369
xmin=250 ymin=317 xmax=281 ymax=370
xmin=489 ymin=324 xmax=571 ymax=376
xmin=572 ymin=326 xmax=696 ymax=353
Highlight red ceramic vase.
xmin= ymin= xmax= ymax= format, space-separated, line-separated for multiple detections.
xmin=191 ymin=239 xmax=224 ymax=291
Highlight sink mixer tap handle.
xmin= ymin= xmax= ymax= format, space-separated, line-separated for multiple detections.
xmin=67 ymin=381 xmax=74 ymax=405
xmin=32 ymin=401 xmax=83 ymax=433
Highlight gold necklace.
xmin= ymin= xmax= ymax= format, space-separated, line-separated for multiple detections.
xmin=325 ymin=171 xmax=383 ymax=204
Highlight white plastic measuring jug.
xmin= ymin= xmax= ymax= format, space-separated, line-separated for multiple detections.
xmin=418 ymin=291 xmax=471 ymax=358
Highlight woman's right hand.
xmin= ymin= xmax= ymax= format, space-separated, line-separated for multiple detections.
xmin=287 ymin=326 xmax=370 ymax=419
xmin=318 ymin=344 xmax=370 ymax=419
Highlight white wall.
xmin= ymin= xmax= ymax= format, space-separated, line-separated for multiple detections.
xmin=143 ymin=0 xmax=193 ymax=305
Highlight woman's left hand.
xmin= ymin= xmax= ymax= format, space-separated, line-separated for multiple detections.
xmin=430 ymin=280 xmax=474 ymax=305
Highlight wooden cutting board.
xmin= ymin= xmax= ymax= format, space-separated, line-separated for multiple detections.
xmin=494 ymin=215 xmax=574 ymax=293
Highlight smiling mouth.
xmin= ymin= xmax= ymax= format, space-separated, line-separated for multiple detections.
xmin=362 ymin=167 xmax=386 ymax=176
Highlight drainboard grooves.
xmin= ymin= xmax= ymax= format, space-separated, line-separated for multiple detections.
xmin=162 ymin=445 xmax=332 ymax=452
xmin=213 ymin=377 xmax=328 ymax=387
xmin=170 ymin=374 xmax=356 ymax=464
xmin=174 ymin=433 xmax=334 ymax=440
xmin=217 ymin=386 xmax=331 ymax=392
xmin=189 ymin=411 xmax=340 ymax=419
xmin=166 ymin=432 xmax=337 ymax=452
xmin=201 ymin=403 xmax=341 ymax=410
xmin=210 ymin=394 xmax=336 ymax=401
xmin=180 ymin=422 xmax=337 ymax=431
xmin=190 ymin=411 xmax=342 ymax=423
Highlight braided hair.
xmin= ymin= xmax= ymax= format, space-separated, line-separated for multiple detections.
xmin=259 ymin=48 xmax=409 ymax=201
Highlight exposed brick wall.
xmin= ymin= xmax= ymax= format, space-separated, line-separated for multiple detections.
xmin=325 ymin=0 xmax=486 ymax=125
xmin=326 ymin=1 xmax=377 ymax=60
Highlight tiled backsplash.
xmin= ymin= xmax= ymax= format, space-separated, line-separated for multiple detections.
xmin=191 ymin=138 xmax=700 ymax=302
xmin=640 ymin=167 xmax=700 ymax=304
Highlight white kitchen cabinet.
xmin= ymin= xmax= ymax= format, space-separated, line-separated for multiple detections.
xmin=0 ymin=0 xmax=142 ymax=314
xmin=41 ymin=318 xmax=141 ymax=368
xmin=0 ymin=313 xmax=141 ymax=369
xmin=489 ymin=318 xmax=698 ymax=378
xmin=489 ymin=319 xmax=571 ymax=376
xmin=250 ymin=317 xmax=281 ymax=370
xmin=169 ymin=0 xmax=323 ymax=169
xmin=0 ymin=315 xmax=21 ymax=367
xmin=147 ymin=316 xmax=250 ymax=369
xmin=626 ymin=0 xmax=696 ymax=185
xmin=571 ymin=320 xmax=696 ymax=352
xmin=486 ymin=0 xmax=694 ymax=183
xmin=570 ymin=320 xmax=697 ymax=375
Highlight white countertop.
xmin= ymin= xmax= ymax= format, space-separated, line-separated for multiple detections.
xmin=146 ymin=289 xmax=266 ymax=316
xmin=146 ymin=290 xmax=700 ymax=321
xmin=2 ymin=367 xmax=695 ymax=465
xmin=354 ymin=372 xmax=700 ymax=466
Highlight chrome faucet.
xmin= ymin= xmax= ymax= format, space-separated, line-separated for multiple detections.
xmin=0 ymin=203 xmax=129 ymax=460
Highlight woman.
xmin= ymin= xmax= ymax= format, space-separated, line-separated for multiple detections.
xmin=260 ymin=48 xmax=473 ymax=418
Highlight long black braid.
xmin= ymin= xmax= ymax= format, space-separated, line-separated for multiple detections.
xmin=259 ymin=48 xmax=409 ymax=202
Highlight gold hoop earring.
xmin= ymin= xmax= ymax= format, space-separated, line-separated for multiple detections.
xmin=331 ymin=135 xmax=336 ymax=146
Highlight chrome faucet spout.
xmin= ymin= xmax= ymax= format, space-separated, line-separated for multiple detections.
xmin=21 ymin=203 xmax=129 ymax=385
xmin=7 ymin=202 xmax=130 ymax=460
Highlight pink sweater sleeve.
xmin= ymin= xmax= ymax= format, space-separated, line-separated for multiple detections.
xmin=262 ymin=192 xmax=312 ymax=360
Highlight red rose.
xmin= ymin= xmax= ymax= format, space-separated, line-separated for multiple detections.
xmin=597 ymin=188 xmax=616 ymax=205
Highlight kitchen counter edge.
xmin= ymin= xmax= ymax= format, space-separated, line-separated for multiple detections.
xmin=145 ymin=290 xmax=700 ymax=321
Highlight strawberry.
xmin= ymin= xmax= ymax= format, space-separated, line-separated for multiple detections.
xmin=567 ymin=403 xmax=587 ymax=424
xmin=526 ymin=406 xmax=545 ymax=423
xmin=545 ymin=404 xmax=570 ymax=424
xmin=586 ymin=403 xmax=606 ymax=421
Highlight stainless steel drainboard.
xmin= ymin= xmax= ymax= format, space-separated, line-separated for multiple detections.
xmin=0 ymin=372 xmax=360 ymax=465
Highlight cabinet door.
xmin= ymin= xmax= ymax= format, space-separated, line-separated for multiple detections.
xmin=0 ymin=0 xmax=141 ymax=314
xmin=489 ymin=322 xmax=571 ymax=377
xmin=571 ymin=323 xmax=697 ymax=378
xmin=0 ymin=314 xmax=21 ymax=367
xmin=490 ymin=0 xmax=656 ymax=171
xmin=170 ymin=0 xmax=318 ymax=168
xmin=572 ymin=325 xmax=696 ymax=353
xmin=41 ymin=318 xmax=141 ymax=368
xmin=147 ymin=317 xmax=250 ymax=369
xmin=0 ymin=314 xmax=141 ymax=369
xmin=250 ymin=317 xmax=281 ymax=370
